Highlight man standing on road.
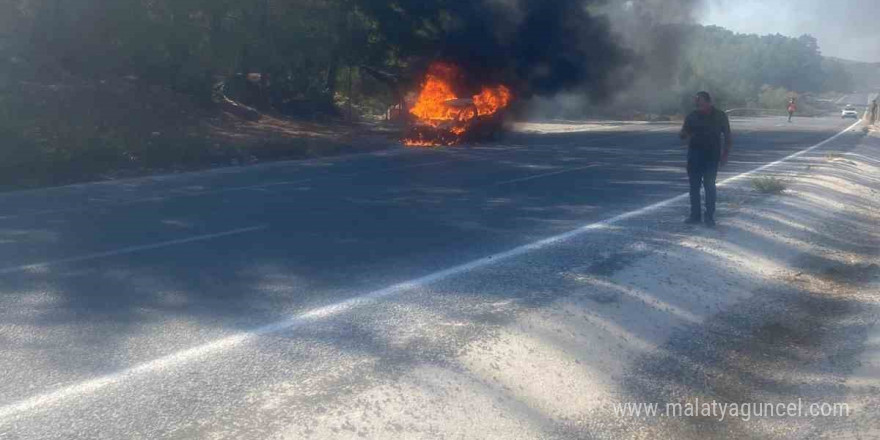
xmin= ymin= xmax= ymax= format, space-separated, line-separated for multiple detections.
xmin=787 ymin=98 xmax=797 ymax=123
xmin=680 ymin=91 xmax=732 ymax=227
xmin=870 ymin=99 xmax=877 ymax=125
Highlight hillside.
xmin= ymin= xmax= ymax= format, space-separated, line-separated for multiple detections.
xmin=826 ymin=57 xmax=880 ymax=91
xmin=0 ymin=78 xmax=392 ymax=190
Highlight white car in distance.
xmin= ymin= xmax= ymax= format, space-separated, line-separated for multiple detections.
xmin=841 ymin=106 xmax=859 ymax=119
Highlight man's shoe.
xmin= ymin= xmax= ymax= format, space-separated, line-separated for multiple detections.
xmin=704 ymin=216 xmax=716 ymax=228
xmin=685 ymin=216 xmax=701 ymax=225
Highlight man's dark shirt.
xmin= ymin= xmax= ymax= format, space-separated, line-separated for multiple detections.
xmin=682 ymin=107 xmax=731 ymax=159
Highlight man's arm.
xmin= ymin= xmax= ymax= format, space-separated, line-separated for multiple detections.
xmin=721 ymin=113 xmax=732 ymax=165
xmin=679 ymin=116 xmax=691 ymax=142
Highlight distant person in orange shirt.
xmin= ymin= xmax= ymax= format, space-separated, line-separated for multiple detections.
xmin=787 ymin=98 xmax=797 ymax=123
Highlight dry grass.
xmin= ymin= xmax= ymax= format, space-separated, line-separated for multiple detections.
xmin=752 ymin=176 xmax=788 ymax=194
xmin=0 ymin=79 xmax=393 ymax=190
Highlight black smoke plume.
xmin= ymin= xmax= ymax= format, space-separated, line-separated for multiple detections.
xmin=435 ymin=0 xmax=629 ymax=99
xmin=359 ymin=0 xmax=706 ymax=108
xmin=359 ymin=0 xmax=632 ymax=99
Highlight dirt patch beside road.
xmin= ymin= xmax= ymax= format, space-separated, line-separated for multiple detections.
xmin=557 ymin=129 xmax=880 ymax=439
xmin=0 ymin=79 xmax=397 ymax=191
xmin=260 ymin=127 xmax=880 ymax=440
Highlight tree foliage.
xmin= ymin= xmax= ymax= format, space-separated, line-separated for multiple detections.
xmin=2 ymin=0 xmax=632 ymax=114
xmin=2 ymin=0 xmax=368 ymax=106
xmin=0 ymin=2 xmax=866 ymax=117
xmin=676 ymin=25 xmax=855 ymax=109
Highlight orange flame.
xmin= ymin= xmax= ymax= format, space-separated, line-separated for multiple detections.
xmin=409 ymin=63 xmax=461 ymax=123
xmin=403 ymin=62 xmax=512 ymax=147
xmin=474 ymin=85 xmax=512 ymax=117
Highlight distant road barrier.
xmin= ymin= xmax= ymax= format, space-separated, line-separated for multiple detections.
xmin=725 ymin=107 xmax=832 ymax=118
xmin=725 ymin=108 xmax=790 ymax=117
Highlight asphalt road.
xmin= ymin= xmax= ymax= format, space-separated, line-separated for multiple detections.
xmin=0 ymin=114 xmax=866 ymax=438
xmin=837 ymin=92 xmax=878 ymax=107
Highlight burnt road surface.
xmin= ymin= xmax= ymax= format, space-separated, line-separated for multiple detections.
xmin=0 ymin=114 xmax=867 ymax=438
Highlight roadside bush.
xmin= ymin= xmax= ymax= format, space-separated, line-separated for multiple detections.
xmin=752 ymin=176 xmax=788 ymax=194
xmin=758 ymin=86 xmax=794 ymax=112
xmin=0 ymin=80 xmax=218 ymax=189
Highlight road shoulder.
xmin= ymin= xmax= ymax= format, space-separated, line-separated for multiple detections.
xmin=272 ymin=128 xmax=880 ymax=439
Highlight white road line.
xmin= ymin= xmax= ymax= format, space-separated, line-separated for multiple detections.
xmin=0 ymin=120 xmax=861 ymax=420
xmin=0 ymin=148 xmax=411 ymax=202
xmin=0 ymin=226 xmax=268 ymax=275
xmin=492 ymin=164 xmax=600 ymax=186
xmin=722 ymin=120 xmax=861 ymax=184
xmin=335 ymin=159 xmax=460 ymax=177
xmin=0 ymin=159 xmax=460 ymax=220
xmin=5 ymin=181 xmax=314 ymax=219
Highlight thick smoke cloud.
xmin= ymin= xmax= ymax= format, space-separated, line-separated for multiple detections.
xmin=602 ymin=0 xmax=706 ymax=85
xmin=361 ymin=0 xmax=706 ymax=109
xmin=433 ymin=0 xmax=630 ymax=100
xmin=518 ymin=0 xmax=707 ymax=118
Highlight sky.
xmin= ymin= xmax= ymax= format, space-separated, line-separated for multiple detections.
xmin=699 ymin=0 xmax=880 ymax=63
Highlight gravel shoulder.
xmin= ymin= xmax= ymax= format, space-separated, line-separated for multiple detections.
xmin=270 ymin=126 xmax=880 ymax=439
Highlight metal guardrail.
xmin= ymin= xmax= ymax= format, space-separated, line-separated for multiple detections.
xmin=724 ymin=108 xmax=790 ymax=117
xmin=725 ymin=107 xmax=838 ymax=118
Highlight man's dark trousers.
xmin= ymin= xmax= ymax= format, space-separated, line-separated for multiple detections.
xmin=687 ymin=148 xmax=719 ymax=219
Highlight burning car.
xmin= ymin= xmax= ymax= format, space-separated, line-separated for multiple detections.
xmin=403 ymin=62 xmax=512 ymax=147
